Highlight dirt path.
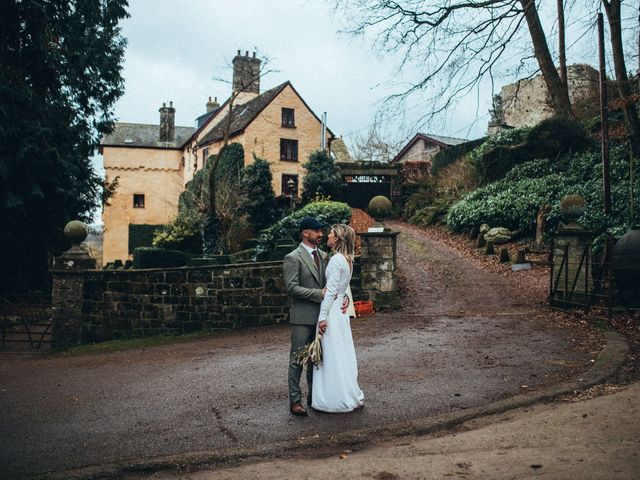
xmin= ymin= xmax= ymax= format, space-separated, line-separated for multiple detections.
xmin=0 ymin=222 xmax=604 ymax=479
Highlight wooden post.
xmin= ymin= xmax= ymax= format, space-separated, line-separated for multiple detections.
xmin=598 ymin=12 xmax=612 ymax=216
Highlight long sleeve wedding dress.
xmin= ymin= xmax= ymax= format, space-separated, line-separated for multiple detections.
xmin=312 ymin=253 xmax=364 ymax=413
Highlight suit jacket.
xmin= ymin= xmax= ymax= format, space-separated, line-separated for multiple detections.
xmin=283 ymin=244 xmax=327 ymax=325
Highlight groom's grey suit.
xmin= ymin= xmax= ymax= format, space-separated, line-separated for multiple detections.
xmin=283 ymin=244 xmax=326 ymax=405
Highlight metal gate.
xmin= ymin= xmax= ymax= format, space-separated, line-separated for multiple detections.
xmin=0 ymin=295 xmax=51 ymax=350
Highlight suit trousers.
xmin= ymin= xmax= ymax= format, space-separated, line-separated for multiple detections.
xmin=288 ymin=324 xmax=317 ymax=404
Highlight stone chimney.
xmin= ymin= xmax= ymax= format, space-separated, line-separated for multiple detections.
xmin=159 ymin=101 xmax=175 ymax=142
xmin=232 ymin=50 xmax=261 ymax=95
xmin=206 ymin=96 xmax=220 ymax=112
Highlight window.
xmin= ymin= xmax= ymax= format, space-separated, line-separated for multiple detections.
xmin=282 ymin=174 xmax=299 ymax=197
xmin=281 ymin=108 xmax=295 ymax=127
xmin=280 ymin=139 xmax=298 ymax=161
xmin=133 ymin=194 xmax=145 ymax=208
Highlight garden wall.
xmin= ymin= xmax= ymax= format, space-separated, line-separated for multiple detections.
xmin=51 ymin=231 xmax=398 ymax=348
xmin=51 ymin=262 xmax=288 ymax=348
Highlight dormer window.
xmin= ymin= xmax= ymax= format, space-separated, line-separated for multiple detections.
xmin=281 ymin=108 xmax=295 ymax=128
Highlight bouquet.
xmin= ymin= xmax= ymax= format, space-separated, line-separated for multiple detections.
xmin=297 ymin=333 xmax=323 ymax=368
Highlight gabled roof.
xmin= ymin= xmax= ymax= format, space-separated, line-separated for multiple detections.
xmin=390 ymin=132 xmax=468 ymax=163
xmin=330 ymin=137 xmax=353 ymax=163
xmin=100 ymin=123 xmax=195 ymax=150
xmin=197 ymin=81 xmax=335 ymax=148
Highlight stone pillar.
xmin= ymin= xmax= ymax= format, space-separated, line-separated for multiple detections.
xmin=50 ymin=222 xmax=97 ymax=348
xmin=359 ymin=231 xmax=400 ymax=308
xmin=551 ymin=227 xmax=592 ymax=308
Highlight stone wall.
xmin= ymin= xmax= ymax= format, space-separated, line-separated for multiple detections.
xmin=359 ymin=232 xmax=400 ymax=308
xmin=501 ymin=64 xmax=599 ymax=128
xmin=51 ymin=262 xmax=288 ymax=348
xmin=51 ymin=234 xmax=400 ymax=348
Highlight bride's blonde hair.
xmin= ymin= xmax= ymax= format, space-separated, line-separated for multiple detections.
xmin=330 ymin=224 xmax=355 ymax=261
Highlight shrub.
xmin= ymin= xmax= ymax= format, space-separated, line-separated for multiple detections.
xmin=403 ymin=158 xmax=478 ymax=227
xmin=254 ymin=201 xmax=352 ymax=259
xmin=302 ymin=150 xmax=343 ymax=203
xmin=132 ymin=247 xmax=191 ymax=269
xmin=153 ymin=211 xmax=203 ymax=254
xmin=469 ymin=118 xmax=592 ymax=184
xmin=241 ymin=154 xmax=277 ymax=232
xmin=447 ymin=144 xmax=640 ymax=252
xmin=431 ymin=137 xmax=485 ymax=176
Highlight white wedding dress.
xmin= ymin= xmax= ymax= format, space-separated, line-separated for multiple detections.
xmin=312 ymin=253 xmax=364 ymax=412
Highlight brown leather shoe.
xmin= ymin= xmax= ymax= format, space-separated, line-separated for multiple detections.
xmin=290 ymin=402 xmax=308 ymax=416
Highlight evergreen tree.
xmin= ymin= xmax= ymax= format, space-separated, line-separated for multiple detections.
xmin=241 ymin=154 xmax=277 ymax=232
xmin=302 ymin=150 xmax=343 ymax=204
xmin=0 ymin=0 xmax=129 ymax=292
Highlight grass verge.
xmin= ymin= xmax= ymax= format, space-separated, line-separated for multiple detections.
xmin=51 ymin=330 xmax=222 ymax=357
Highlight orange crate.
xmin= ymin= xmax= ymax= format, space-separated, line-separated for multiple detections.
xmin=354 ymin=300 xmax=374 ymax=318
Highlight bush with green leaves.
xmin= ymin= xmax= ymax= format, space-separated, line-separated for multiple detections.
xmin=241 ymin=154 xmax=277 ymax=232
xmin=469 ymin=117 xmax=592 ymax=184
xmin=132 ymin=247 xmax=191 ymax=269
xmin=302 ymin=150 xmax=343 ymax=203
xmin=447 ymin=144 xmax=640 ymax=251
xmin=153 ymin=210 xmax=204 ymax=254
xmin=254 ymin=201 xmax=352 ymax=259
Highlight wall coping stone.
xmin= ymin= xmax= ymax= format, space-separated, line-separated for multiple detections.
xmin=50 ymin=260 xmax=284 ymax=275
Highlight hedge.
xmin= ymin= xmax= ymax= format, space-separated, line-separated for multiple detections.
xmin=132 ymin=247 xmax=191 ymax=269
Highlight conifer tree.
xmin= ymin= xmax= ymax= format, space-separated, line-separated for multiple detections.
xmin=0 ymin=0 xmax=129 ymax=292
xmin=302 ymin=150 xmax=343 ymax=204
xmin=241 ymin=155 xmax=277 ymax=232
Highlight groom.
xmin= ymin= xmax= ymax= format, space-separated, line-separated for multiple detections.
xmin=283 ymin=216 xmax=348 ymax=417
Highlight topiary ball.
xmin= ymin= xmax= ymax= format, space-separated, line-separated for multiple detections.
xmin=368 ymin=195 xmax=392 ymax=220
xmin=63 ymin=220 xmax=88 ymax=245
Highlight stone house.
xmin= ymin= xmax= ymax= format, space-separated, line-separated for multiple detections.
xmin=390 ymin=133 xmax=467 ymax=180
xmin=490 ymin=64 xmax=600 ymax=133
xmin=100 ymin=50 xmax=334 ymax=265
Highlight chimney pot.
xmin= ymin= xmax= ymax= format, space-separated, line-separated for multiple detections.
xmin=159 ymin=102 xmax=175 ymax=142
xmin=252 ymin=51 xmax=256 ymax=58
xmin=232 ymin=49 xmax=262 ymax=95
xmin=237 ymin=49 xmax=241 ymax=55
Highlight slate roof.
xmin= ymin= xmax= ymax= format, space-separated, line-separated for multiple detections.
xmin=197 ymin=82 xmax=289 ymax=147
xmin=101 ymin=123 xmax=195 ymax=149
xmin=330 ymin=137 xmax=353 ymax=163
xmin=391 ymin=132 xmax=468 ymax=163
xmin=197 ymin=81 xmax=334 ymax=147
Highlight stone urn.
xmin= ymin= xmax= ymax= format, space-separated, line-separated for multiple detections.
xmin=367 ymin=195 xmax=393 ymax=230
xmin=611 ymin=227 xmax=640 ymax=291
xmin=559 ymin=194 xmax=586 ymax=229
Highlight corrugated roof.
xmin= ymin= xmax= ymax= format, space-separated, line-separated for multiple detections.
xmin=101 ymin=123 xmax=195 ymax=149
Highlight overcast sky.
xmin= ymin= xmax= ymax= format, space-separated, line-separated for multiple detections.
xmin=109 ymin=0 xmax=505 ymax=145
xmin=104 ymin=0 xmax=636 ymax=157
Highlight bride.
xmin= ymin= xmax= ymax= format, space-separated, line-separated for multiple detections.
xmin=312 ymin=224 xmax=365 ymax=413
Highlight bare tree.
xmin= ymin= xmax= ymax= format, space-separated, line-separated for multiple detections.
xmin=207 ymin=53 xmax=275 ymax=214
xmin=602 ymin=0 xmax=640 ymax=153
xmin=336 ymin=0 xmax=573 ymax=123
xmin=348 ymin=123 xmax=404 ymax=162
xmin=200 ymin=52 xmax=275 ymax=256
